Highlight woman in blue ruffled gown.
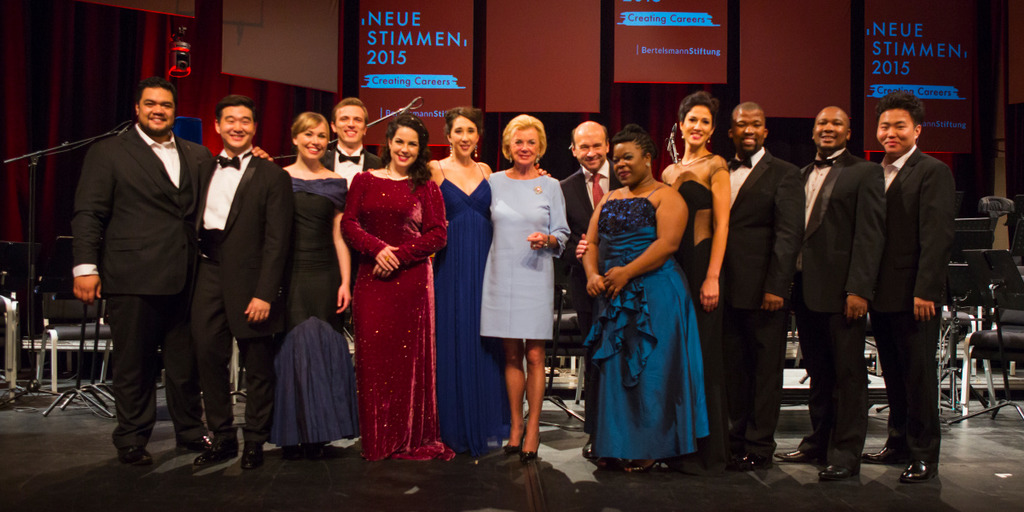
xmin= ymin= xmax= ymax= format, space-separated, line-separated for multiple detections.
xmin=271 ymin=113 xmax=359 ymax=459
xmin=429 ymin=107 xmax=509 ymax=456
xmin=582 ymin=124 xmax=708 ymax=471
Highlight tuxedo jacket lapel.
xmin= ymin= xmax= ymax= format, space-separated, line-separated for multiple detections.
xmin=123 ymin=130 xmax=180 ymax=205
xmin=224 ymin=159 xmax=257 ymax=233
xmin=804 ymin=163 xmax=844 ymax=240
xmin=732 ymin=154 xmax=769 ymax=210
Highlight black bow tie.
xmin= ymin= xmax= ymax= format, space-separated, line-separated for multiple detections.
xmin=813 ymin=157 xmax=836 ymax=169
xmin=728 ymin=157 xmax=752 ymax=171
xmin=217 ymin=154 xmax=247 ymax=169
xmin=337 ymin=153 xmax=361 ymax=164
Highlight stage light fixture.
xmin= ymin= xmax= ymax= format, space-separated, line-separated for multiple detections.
xmin=169 ymin=27 xmax=191 ymax=78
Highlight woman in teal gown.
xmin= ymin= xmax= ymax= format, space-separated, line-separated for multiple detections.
xmin=582 ymin=124 xmax=708 ymax=471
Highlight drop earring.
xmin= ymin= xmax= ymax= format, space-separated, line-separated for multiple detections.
xmin=450 ymin=143 xmax=455 ymax=156
xmin=473 ymin=145 xmax=479 ymax=159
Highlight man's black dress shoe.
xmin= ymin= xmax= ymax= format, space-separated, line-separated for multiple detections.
xmin=117 ymin=446 xmax=153 ymax=466
xmin=862 ymin=446 xmax=910 ymax=465
xmin=775 ymin=450 xmax=822 ymax=464
xmin=899 ymin=460 xmax=938 ymax=483
xmin=193 ymin=439 xmax=239 ymax=466
xmin=240 ymin=442 xmax=264 ymax=470
xmin=176 ymin=436 xmax=212 ymax=453
xmin=582 ymin=438 xmax=596 ymax=460
xmin=819 ymin=465 xmax=857 ymax=481
xmin=739 ymin=453 xmax=772 ymax=471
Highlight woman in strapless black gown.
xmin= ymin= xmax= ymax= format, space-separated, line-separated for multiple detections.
xmin=662 ymin=91 xmax=731 ymax=475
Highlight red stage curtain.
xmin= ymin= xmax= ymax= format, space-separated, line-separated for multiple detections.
xmin=0 ymin=0 xmax=334 ymax=252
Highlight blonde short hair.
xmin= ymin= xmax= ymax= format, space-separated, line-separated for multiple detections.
xmin=501 ymin=114 xmax=547 ymax=161
xmin=290 ymin=112 xmax=329 ymax=138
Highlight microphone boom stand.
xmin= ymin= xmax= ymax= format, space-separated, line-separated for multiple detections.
xmin=1 ymin=121 xmax=130 ymax=407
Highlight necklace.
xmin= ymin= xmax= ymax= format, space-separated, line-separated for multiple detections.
xmin=680 ymin=153 xmax=712 ymax=166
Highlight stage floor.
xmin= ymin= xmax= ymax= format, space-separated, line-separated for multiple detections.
xmin=2 ymin=389 xmax=1023 ymax=512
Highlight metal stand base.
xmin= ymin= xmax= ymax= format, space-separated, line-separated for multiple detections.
xmin=42 ymin=383 xmax=115 ymax=418
xmin=947 ymin=400 xmax=1024 ymax=424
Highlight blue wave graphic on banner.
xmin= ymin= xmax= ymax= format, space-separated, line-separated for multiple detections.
xmin=867 ymin=84 xmax=965 ymax=100
xmin=362 ymin=74 xmax=465 ymax=90
xmin=618 ymin=12 xmax=719 ymax=27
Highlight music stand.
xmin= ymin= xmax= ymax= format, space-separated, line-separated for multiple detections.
xmin=39 ymin=237 xmax=114 ymax=417
xmin=950 ymin=217 xmax=995 ymax=263
xmin=949 ymin=250 xmax=1024 ymax=423
xmin=940 ymin=263 xmax=988 ymax=417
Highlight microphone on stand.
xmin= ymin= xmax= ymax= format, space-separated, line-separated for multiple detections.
xmin=398 ymin=96 xmax=424 ymax=115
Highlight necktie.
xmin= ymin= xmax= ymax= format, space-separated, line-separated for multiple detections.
xmin=728 ymin=157 xmax=752 ymax=171
xmin=591 ymin=173 xmax=604 ymax=207
xmin=338 ymin=153 xmax=361 ymax=164
xmin=813 ymin=157 xmax=836 ymax=169
xmin=217 ymin=155 xmax=241 ymax=169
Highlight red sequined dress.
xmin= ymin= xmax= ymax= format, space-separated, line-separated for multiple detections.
xmin=341 ymin=172 xmax=454 ymax=461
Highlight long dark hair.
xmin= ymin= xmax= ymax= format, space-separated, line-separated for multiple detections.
xmin=380 ymin=113 xmax=432 ymax=190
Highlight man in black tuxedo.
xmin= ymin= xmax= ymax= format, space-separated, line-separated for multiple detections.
xmin=321 ymin=97 xmax=384 ymax=179
xmin=321 ymin=97 xmax=382 ymax=300
xmin=862 ymin=91 xmax=955 ymax=483
xmin=191 ymin=95 xmax=294 ymax=469
xmin=721 ymin=102 xmax=804 ymax=470
xmin=72 ymin=77 xmax=210 ymax=465
xmin=775 ymin=107 xmax=886 ymax=480
xmin=559 ymin=120 xmax=622 ymax=459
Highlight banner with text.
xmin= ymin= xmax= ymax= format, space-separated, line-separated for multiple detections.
xmin=863 ymin=0 xmax=974 ymax=153
xmin=614 ymin=0 xmax=727 ymax=84
xmin=359 ymin=1 xmax=474 ymax=144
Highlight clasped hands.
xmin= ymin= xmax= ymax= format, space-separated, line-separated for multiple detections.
xmin=586 ymin=267 xmax=630 ymax=299
xmin=373 ymin=245 xmax=401 ymax=279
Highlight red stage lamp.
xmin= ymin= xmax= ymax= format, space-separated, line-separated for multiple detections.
xmin=169 ymin=27 xmax=191 ymax=79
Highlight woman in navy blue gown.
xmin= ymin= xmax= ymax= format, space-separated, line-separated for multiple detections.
xmin=429 ymin=107 xmax=509 ymax=456
xmin=271 ymin=113 xmax=359 ymax=459
xmin=582 ymin=124 xmax=708 ymax=471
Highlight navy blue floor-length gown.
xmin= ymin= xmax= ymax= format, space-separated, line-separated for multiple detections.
xmin=434 ymin=173 xmax=509 ymax=456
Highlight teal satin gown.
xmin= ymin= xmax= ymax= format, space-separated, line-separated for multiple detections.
xmin=585 ymin=196 xmax=709 ymax=460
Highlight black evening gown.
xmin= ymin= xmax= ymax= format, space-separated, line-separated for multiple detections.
xmin=671 ymin=179 xmax=729 ymax=474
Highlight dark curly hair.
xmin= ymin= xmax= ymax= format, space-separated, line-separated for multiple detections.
xmin=677 ymin=90 xmax=719 ymax=128
xmin=444 ymin=106 xmax=484 ymax=137
xmin=876 ymin=90 xmax=924 ymax=125
xmin=611 ymin=123 xmax=657 ymax=160
xmin=381 ymin=113 xmax=432 ymax=190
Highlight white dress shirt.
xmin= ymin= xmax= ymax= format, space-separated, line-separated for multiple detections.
xmin=729 ymin=147 xmax=765 ymax=207
xmin=202 ymin=149 xmax=253 ymax=230
xmin=335 ymin=145 xmax=365 ymax=185
xmin=804 ymin=148 xmax=846 ymax=226
xmin=136 ymin=123 xmax=181 ymax=187
xmin=581 ymin=160 xmax=611 ymax=207
xmin=883 ymin=145 xmax=916 ymax=191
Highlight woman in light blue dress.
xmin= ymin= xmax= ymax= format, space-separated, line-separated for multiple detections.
xmin=582 ymin=124 xmax=708 ymax=472
xmin=480 ymin=115 xmax=569 ymax=463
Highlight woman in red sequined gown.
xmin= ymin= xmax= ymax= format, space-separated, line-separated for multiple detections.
xmin=341 ymin=114 xmax=453 ymax=461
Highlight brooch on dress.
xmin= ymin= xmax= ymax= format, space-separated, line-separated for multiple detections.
xmin=534 ymin=186 xmax=543 ymax=194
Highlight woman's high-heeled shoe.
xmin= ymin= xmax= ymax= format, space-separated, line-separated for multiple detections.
xmin=503 ymin=429 xmax=525 ymax=455
xmin=519 ymin=450 xmax=538 ymax=463
xmin=622 ymin=459 xmax=656 ymax=473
